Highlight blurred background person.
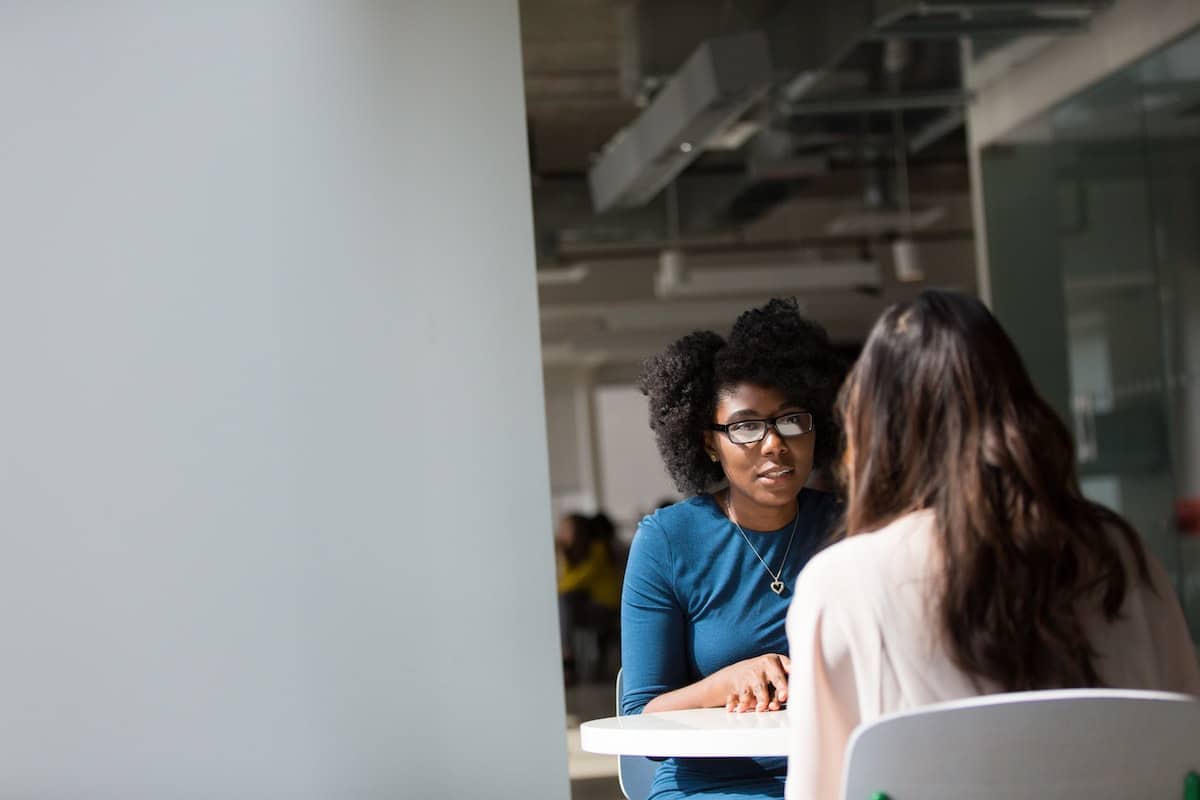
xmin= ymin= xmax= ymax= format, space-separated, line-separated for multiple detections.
xmin=557 ymin=511 xmax=621 ymax=685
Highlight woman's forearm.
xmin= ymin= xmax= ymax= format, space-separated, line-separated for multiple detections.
xmin=639 ymin=654 xmax=790 ymax=714
xmin=642 ymin=672 xmax=727 ymax=713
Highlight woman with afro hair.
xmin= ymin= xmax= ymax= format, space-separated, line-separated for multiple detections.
xmin=620 ymin=297 xmax=845 ymax=799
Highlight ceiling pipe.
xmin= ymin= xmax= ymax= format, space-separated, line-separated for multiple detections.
xmin=867 ymin=17 xmax=1087 ymax=38
xmin=914 ymin=1 xmax=1108 ymax=13
xmin=781 ymin=90 xmax=968 ymax=115
xmin=908 ymin=107 xmax=967 ymax=153
xmin=653 ymin=250 xmax=882 ymax=298
xmin=553 ymin=227 xmax=975 ymax=264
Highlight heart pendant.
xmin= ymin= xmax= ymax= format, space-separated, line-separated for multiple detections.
xmin=770 ymin=580 xmax=785 ymax=595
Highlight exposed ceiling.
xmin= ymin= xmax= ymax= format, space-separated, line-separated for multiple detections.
xmin=521 ymin=0 xmax=632 ymax=177
xmin=520 ymin=0 xmax=1113 ymax=377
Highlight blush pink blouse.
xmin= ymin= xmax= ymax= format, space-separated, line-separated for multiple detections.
xmin=785 ymin=510 xmax=1200 ymax=800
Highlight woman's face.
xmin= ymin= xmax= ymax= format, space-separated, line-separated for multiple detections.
xmin=705 ymin=383 xmax=814 ymax=513
xmin=554 ymin=516 xmax=578 ymax=549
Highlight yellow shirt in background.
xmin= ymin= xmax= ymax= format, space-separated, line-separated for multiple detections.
xmin=557 ymin=540 xmax=621 ymax=609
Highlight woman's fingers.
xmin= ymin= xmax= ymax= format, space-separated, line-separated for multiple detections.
xmin=738 ymin=684 xmax=754 ymax=712
xmin=722 ymin=655 xmax=793 ymax=712
xmin=754 ymin=681 xmax=771 ymax=711
xmin=766 ymin=657 xmax=789 ymax=705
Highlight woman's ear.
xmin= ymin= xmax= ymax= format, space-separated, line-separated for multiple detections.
xmin=703 ymin=431 xmax=719 ymax=462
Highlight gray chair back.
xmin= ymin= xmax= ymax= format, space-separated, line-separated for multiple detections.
xmin=842 ymin=689 xmax=1200 ymax=799
xmin=615 ymin=668 xmax=659 ymax=800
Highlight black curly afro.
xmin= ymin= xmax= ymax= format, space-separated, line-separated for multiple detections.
xmin=638 ymin=298 xmax=846 ymax=496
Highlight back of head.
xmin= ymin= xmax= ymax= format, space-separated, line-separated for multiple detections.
xmin=589 ymin=511 xmax=616 ymax=561
xmin=589 ymin=512 xmax=615 ymax=543
xmin=839 ymin=290 xmax=1148 ymax=691
xmin=561 ymin=512 xmax=594 ymax=565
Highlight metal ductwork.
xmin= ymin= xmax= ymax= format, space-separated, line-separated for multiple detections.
xmin=871 ymin=0 xmax=1112 ymax=39
xmin=772 ymin=0 xmax=1112 ymax=112
xmin=584 ymin=0 xmax=1113 ymax=223
xmin=587 ymin=31 xmax=770 ymax=214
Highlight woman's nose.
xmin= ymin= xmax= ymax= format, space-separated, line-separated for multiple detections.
xmin=760 ymin=424 xmax=789 ymax=454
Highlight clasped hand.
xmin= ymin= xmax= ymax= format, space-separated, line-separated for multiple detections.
xmin=717 ymin=653 xmax=790 ymax=712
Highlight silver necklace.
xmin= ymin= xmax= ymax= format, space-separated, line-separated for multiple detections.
xmin=726 ymin=495 xmax=799 ymax=596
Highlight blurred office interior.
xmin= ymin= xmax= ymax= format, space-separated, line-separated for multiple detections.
xmin=520 ymin=2 xmax=1200 ymax=794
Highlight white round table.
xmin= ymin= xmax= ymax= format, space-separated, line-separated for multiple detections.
xmin=580 ymin=708 xmax=790 ymax=757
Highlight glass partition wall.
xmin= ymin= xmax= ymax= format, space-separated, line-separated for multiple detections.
xmin=982 ymin=25 xmax=1200 ymax=645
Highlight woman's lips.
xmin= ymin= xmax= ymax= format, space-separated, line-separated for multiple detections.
xmin=756 ymin=466 xmax=795 ymax=482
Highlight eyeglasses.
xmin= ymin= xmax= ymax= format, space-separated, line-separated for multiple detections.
xmin=710 ymin=412 xmax=814 ymax=445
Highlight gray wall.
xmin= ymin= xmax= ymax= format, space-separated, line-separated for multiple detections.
xmin=0 ymin=4 xmax=568 ymax=798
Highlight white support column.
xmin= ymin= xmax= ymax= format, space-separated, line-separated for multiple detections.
xmin=965 ymin=67 xmax=994 ymax=309
xmin=0 ymin=4 xmax=568 ymax=798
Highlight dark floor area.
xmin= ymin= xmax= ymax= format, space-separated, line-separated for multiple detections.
xmin=565 ymin=680 xmax=623 ymax=800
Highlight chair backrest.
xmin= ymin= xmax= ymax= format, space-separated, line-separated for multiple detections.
xmin=842 ymin=689 xmax=1200 ymax=800
xmin=615 ymin=668 xmax=659 ymax=800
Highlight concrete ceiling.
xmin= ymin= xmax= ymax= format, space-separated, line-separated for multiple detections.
xmin=520 ymin=0 xmax=635 ymax=176
xmin=535 ymin=174 xmax=979 ymax=376
xmin=518 ymin=0 xmax=983 ymax=377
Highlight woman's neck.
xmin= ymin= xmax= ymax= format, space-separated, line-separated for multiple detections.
xmin=722 ymin=488 xmax=798 ymax=532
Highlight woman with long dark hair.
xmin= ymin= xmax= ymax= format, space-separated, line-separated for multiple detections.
xmin=624 ymin=298 xmax=845 ymax=799
xmin=785 ymin=290 xmax=1199 ymax=800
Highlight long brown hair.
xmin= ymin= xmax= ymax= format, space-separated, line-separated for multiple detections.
xmin=837 ymin=290 xmax=1149 ymax=691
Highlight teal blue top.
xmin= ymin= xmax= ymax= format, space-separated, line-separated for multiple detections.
xmin=620 ymin=489 xmax=839 ymax=800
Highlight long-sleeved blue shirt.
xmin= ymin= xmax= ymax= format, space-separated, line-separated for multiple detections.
xmin=620 ymin=489 xmax=838 ymax=800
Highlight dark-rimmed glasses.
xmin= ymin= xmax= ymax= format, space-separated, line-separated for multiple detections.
xmin=710 ymin=412 xmax=813 ymax=445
